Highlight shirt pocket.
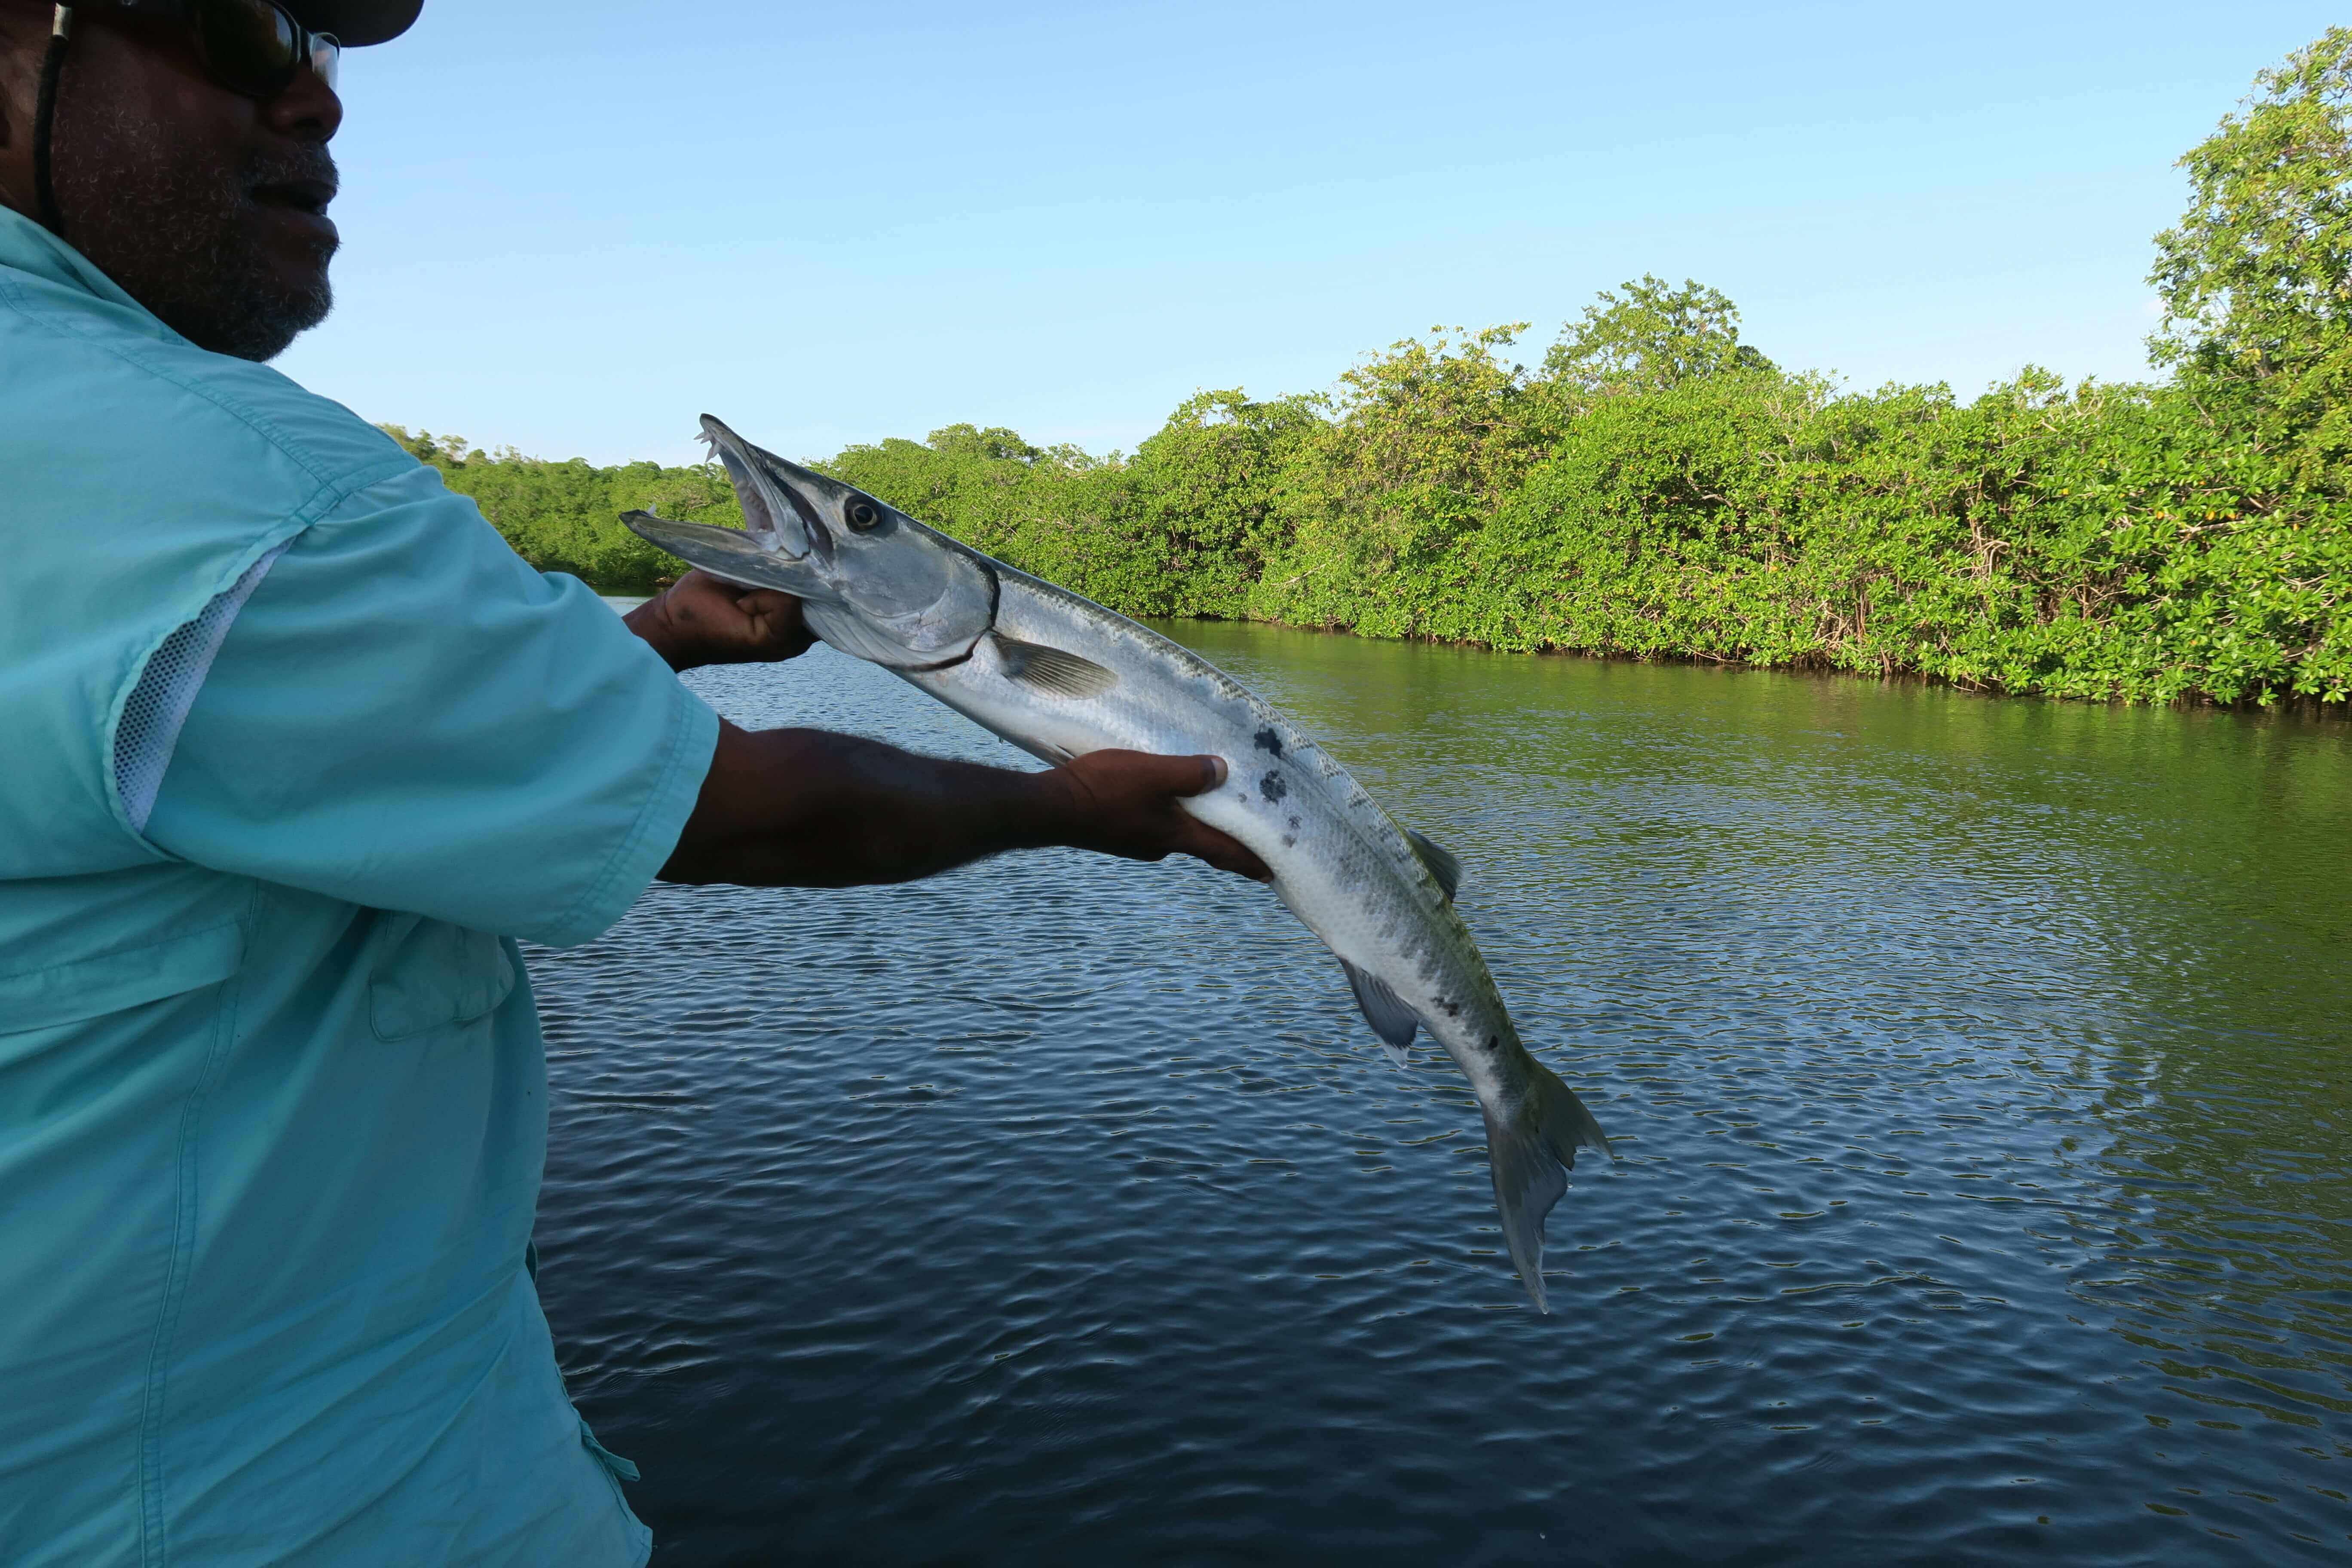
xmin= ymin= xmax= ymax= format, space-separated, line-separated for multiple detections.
xmin=367 ymin=913 xmax=518 ymax=1042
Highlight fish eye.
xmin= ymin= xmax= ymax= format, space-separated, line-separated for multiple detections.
xmin=845 ymin=497 xmax=883 ymax=533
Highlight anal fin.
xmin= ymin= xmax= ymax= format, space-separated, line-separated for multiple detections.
xmin=1340 ymin=958 xmax=1418 ymax=1067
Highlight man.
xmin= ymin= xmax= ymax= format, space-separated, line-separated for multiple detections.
xmin=0 ymin=3 xmax=1264 ymax=1562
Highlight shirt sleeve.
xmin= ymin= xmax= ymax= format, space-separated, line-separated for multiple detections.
xmin=141 ymin=464 xmax=720 ymax=947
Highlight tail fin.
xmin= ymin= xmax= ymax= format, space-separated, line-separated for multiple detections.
xmin=1482 ymin=1062 xmax=1612 ymax=1313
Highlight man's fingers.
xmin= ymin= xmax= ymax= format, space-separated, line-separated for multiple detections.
xmin=676 ymin=572 xmax=795 ymax=621
xmin=677 ymin=569 xmax=738 ymax=600
xmin=1185 ymin=823 xmax=1271 ymax=881
xmin=1052 ymin=749 xmax=1270 ymax=880
xmin=737 ymin=587 xmax=799 ymax=615
xmin=658 ymin=574 xmax=815 ymax=663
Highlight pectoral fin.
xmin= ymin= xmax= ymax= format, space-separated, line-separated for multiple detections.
xmin=1403 ymin=828 xmax=1462 ymax=902
xmin=992 ymin=634 xmax=1119 ymax=699
xmin=1340 ymin=958 xmax=1418 ymax=1067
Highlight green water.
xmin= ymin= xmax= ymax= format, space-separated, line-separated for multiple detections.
xmin=539 ymin=616 xmax=2352 ymax=1562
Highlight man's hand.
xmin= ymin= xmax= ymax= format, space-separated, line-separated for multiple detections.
xmin=1046 ymin=751 xmax=1271 ymax=881
xmin=624 ymin=570 xmax=817 ymax=671
xmin=661 ymin=726 xmax=1271 ymax=888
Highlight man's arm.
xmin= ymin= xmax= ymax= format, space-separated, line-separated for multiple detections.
xmin=659 ymin=724 xmax=1269 ymax=888
xmin=625 ymin=570 xmax=1268 ymax=888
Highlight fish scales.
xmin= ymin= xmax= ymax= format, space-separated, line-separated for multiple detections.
xmin=624 ymin=415 xmax=1612 ymax=1310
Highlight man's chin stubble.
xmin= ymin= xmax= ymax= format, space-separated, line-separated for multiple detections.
xmin=116 ymin=216 xmax=337 ymax=359
xmin=52 ymin=98 xmax=339 ymax=361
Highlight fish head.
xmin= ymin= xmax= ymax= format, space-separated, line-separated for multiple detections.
xmin=696 ymin=414 xmax=998 ymax=668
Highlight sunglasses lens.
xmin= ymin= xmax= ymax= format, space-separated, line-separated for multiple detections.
xmin=195 ymin=0 xmax=302 ymax=97
xmin=312 ymin=34 xmax=340 ymax=92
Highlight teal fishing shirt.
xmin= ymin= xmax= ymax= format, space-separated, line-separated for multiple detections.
xmin=0 ymin=207 xmax=719 ymax=1565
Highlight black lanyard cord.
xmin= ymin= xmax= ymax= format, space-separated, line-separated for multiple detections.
xmin=32 ymin=5 xmax=73 ymax=240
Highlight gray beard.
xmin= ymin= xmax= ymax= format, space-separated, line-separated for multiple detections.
xmin=52 ymin=93 xmax=337 ymax=361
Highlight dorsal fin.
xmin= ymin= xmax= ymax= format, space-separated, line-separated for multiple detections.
xmin=991 ymin=633 xmax=1118 ymax=698
xmin=1404 ymin=828 xmax=1462 ymax=902
xmin=1340 ymin=958 xmax=1418 ymax=1067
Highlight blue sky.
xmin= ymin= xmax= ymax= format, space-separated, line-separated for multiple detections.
xmin=279 ymin=0 xmax=2343 ymax=466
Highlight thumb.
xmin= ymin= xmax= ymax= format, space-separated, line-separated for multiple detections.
xmin=1173 ymin=754 xmax=1228 ymax=796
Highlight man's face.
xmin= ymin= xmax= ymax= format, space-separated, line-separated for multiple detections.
xmin=0 ymin=5 xmax=345 ymax=361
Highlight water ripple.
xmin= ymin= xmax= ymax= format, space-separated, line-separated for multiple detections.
xmin=533 ymin=625 xmax=2352 ymax=1565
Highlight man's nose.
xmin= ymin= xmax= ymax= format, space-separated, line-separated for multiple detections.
xmin=266 ymin=57 xmax=343 ymax=142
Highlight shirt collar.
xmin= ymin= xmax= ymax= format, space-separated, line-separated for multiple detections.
xmin=0 ymin=204 xmax=180 ymax=339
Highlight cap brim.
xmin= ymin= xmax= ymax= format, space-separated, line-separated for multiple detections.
xmin=288 ymin=0 xmax=422 ymax=47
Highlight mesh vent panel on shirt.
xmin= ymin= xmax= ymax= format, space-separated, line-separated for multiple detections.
xmin=114 ymin=544 xmax=288 ymax=834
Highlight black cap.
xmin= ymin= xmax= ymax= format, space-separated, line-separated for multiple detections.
xmin=286 ymin=0 xmax=422 ymax=47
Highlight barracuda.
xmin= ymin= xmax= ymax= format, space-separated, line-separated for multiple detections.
xmin=625 ymin=415 xmax=1611 ymax=1310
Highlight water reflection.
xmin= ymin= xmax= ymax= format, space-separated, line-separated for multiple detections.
xmin=533 ymin=622 xmax=2352 ymax=1563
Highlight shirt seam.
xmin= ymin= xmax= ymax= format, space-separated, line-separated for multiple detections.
xmin=0 ymin=267 xmax=361 ymax=489
xmin=119 ymin=542 xmax=291 ymax=835
xmin=100 ymin=455 xmax=427 ymax=861
xmin=539 ymin=680 xmax=716 ymax=948
xmin=137 ymin=882 xmax=260 ymax=1568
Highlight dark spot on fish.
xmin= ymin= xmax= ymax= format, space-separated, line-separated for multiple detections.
xmin=1281 ymin=835 xmax=1297 ymax=848
xmin=1485 ymin=1035 xmax=1500 ymax=1054
xmin=1287 ymin=816 xmax=1301 ymax=831
xmin=1253 ymin=727 xmax=1283 ymax=756
xmin=1259 ymin=771 xmax=1287 ymax=803
xmin=1441 ymin=1001 xmax=1461 ymax=1017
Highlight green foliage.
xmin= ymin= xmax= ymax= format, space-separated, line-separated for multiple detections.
xmin=419 ymin=30 xmax=2349 ymax=709
xmin=1253 ymin=325 xmax=1561 ymax=637
xmin=1448 ymin=370 xmax=2347 ymax=704
xmin=381 ymin=424 xmax=744 ymax=593
xmin=2151 ymin=27 xmax=2352 ymax=484
xmin=1125 ymin=392 xmax=1322 ymax=617
xmin=1543 ymin=275 xmax=1777 ymax=398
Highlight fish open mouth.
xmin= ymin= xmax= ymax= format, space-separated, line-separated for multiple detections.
xmin=701 ymin=433 xmax=775 ymax=536
xmin=700 ymin=414 xmax=827 ymax=560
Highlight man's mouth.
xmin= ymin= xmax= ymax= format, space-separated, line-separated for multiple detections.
xmin=252 ymin=178 xmax=336 ymax=217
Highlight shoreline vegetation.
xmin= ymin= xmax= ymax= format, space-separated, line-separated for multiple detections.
xmin=389 ymin=32 xmax=2352 ymax=711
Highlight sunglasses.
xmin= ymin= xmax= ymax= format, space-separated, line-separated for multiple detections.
xmin=79 ymin=0 xmax=340 ymax=99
